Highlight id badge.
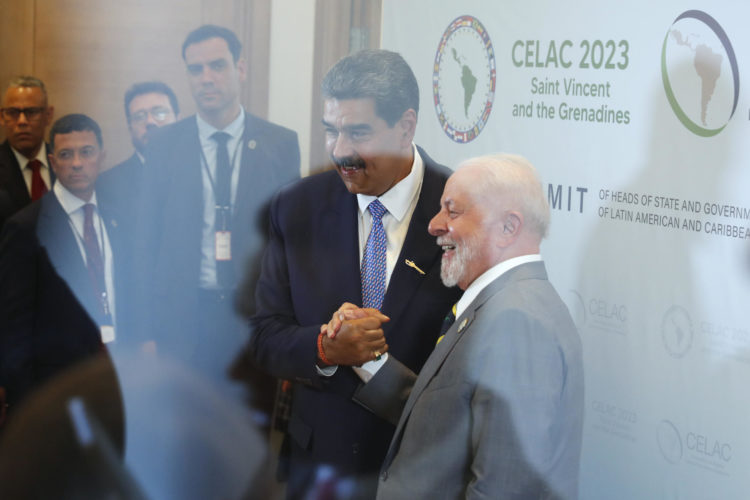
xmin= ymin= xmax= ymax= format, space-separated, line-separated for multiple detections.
xmin=215 ymin=231 xmax=232 ymax=261
xmin=101 ymin=325 xmax=116 ymax=344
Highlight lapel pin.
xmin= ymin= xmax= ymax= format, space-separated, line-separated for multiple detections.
xmin=247 ymin=139 xmax=257 ymax=150
xmin=111 ymin=219 xmax=118 ymax=228
xmin=457 ymin=318 xmax=469 ymax=333
xmin=404 ymin=259 xmax=425 ymax=275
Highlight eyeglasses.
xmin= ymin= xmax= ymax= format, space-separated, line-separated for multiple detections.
xmin=130 ymin=106 xmax=172 ymax=125
xmin=1 ymin=107 xmax=47 ymax=121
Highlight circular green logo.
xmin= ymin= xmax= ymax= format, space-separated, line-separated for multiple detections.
xmin=661 ymin=10 xmax=739 ymax=137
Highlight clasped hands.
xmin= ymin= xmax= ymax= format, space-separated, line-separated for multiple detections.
xmin=318 ymin=302 xmax=390 ymax=367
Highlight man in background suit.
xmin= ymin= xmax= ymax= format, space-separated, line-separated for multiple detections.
xmin=349 ymin=154 xmax=585 ymax=499
xmin=250 ymin=49 xmax=461 ymax=498
xmin=0 ymin=114 xmax=122 ymax=420
xmin=97 ymin=80 xmax=179 ymax=224
xmin=135 ymin=25 xmax=300 ymax=410
xmin=0 ymin=76 xmax=55 ymax=229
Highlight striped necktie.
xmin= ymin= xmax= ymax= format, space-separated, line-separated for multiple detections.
xmin=361 ymin=199 xmax=388 ymax=309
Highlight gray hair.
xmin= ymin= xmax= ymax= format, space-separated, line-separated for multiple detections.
xmin=5 ymin=76 xmax=49 ymax=104
xmin=459 ymin=153 xmax=550 ymax=239
xmin=321 ymin=49 xmax=419 ymax=126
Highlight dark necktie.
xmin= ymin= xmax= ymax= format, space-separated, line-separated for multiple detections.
xmin=83 ymin=203 xmax=106 ymax=318
xmin=361 ymin=199 xmax=388 ymax=309
xmin=211 ymin=131 xmax=233 ymax=289
xmin=28 ymin=159 xmax=48 ymax=201
xmin=211 ymin=131 xmax=232 ymax=208
xmin=436 ymin=303 xmax=458 ymax=345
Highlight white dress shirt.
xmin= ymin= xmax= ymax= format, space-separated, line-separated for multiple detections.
xmin=12 ymin=144 xmax=52 ymax=194
xmin=455 ymin=254 xmax=543 ymax=319
xmin=196 ymin=108 xmax=245 ymax=289
xmin=53 ymin=181 xmax=117 ymax=332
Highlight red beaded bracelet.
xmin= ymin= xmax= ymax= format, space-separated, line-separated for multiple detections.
xmin=317 ymin=331 xmax=333 ymax=366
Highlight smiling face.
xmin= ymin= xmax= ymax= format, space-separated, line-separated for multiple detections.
xmin=184 ymin=37 xmax=245 ymax=126
xmin=428 ymin=169 xmax=499 ymax=290
xmin=48 ymin=130 xmax=104 ymax=201
xmin=322 ymin=97 xmax=415 ymax=197
xmin=1 ymin=86 xmax=54 ymax=159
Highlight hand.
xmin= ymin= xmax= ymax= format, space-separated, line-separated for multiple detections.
xmin=320 ymin=313 xmax=390 ymax=366
xmin=322 ymin=302 xmax=389 ymax=339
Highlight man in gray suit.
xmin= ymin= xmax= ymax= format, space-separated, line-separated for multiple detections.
xmin=331 ymin=153 xmax=584 ymax=499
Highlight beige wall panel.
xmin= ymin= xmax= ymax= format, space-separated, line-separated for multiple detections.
xmin=26 ymin=0 xmax=271 ymax=167
xmin=0 ymin=0 xmax=35 ymax=81
xmin=200 ymin=0 xmax=272 ymax=118
xmin=33 ymin=0 xmax=203 ymax=165
xmin=0 ymin=0 xmax=36 ymax=142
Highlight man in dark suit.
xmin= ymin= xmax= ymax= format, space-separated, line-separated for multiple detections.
xmin=352 ymin=154 xmax=584 ymax=499
xmin=135 ymin=25 xmax=300 ymax=408
xmin=250 ymin=49 xmax=461 ymax=498
xmin=0 ymin=114 xmax=123 ymax=420
xmin=97 ymin=81 xmax=179 ymax=225
xmin=0 ymin=76 xmax=55 ymax=229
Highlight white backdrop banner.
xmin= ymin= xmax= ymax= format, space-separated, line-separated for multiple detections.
xmin=382 ymin=1 xmax=750 ymax=498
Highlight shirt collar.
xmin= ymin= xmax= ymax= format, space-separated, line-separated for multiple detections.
xmin=196 ymin=107 xmax=245 ymax=142
xmin=12 ymin=143 xmax=49 ymax=170
xmin=455 ymin=254 xmax=543 ymax=318
xmin=53 ymin=179 xmax=98 ymax=216
xmin=356 ymin=144 xmax=423 ymax=221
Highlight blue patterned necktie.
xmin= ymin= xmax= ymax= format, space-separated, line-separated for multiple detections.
xmin=361 ymin=199 xmax=388 ymax=309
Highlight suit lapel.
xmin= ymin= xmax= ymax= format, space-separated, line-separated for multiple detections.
xmin=380 ymin=162 xmax=445 ymax=325
xmin=36 ymin=194 xmax=98 ymax=317
xmin=326 ymin=177 xmax=362 ymax=305
xmin=0 ymin=141 xmax=31 ymax=207
xmin=233 ymin=114 xmax=258 ymax=223
xmin=382 ymin=261 xmax=549 ymax=469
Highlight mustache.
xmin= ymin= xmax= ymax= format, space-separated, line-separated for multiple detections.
xmin=332 ymin=155 xmax=365 ymax=169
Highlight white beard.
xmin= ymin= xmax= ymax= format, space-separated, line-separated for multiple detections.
xmin=439 ymin=237 xmax=476 ymax=288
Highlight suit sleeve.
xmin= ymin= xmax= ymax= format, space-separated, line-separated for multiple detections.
xmin=249 ymin=191 xmax=323 ymax=385
xmin=0 ymin=219 xmax=39 ymax=408
xmin=467 ymin=309 xmax=565 ymax=500
xmin=352 ymin=355 xmax=417 ymax=426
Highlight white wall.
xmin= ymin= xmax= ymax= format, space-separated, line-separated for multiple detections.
xmin=268 ymin=0 xmax=316 ymax=177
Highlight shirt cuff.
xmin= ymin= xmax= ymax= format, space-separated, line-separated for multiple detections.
xmin=316 ymin=364 xmax=338 ymax=377
xmin=352 ymin=353 xmax=389 ymax=383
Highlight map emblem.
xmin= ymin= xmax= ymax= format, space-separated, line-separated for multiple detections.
xmin=433 ymin=15 xmax=496 ymax=143
xmin=661 ymin=305 xmax=693 ymax=359
xmin=661 ymin=10 xmax=739 ymax=137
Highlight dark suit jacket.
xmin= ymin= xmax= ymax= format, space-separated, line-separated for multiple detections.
xmin=97 ymin=153 xmax=143 ymax=228
xmin=0 ymin=141 xmax=54 ymax=229
xmin=133 ymin=112 xmax=299 ymax=398
xmin=356 ymin=262 xmax=585 ymax=500
xmin=0 ymin=191 xmax=124 ymax=412
xmin=250 ymin=150 xmax=462 ymax=480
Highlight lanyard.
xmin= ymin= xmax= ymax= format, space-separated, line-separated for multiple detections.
xmin=65 ymin=205 xmax=113 ymax=322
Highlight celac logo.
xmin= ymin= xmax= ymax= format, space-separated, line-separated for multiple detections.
xmin=661 ymin=10 xmax=739 ymax=137
xmin=433 ymin=15 xmax=496 ymax=143
xmin=657 ymin=420 xmax=683 ymax=464
xmin=661 ymin=305 xmax=693 ymax=358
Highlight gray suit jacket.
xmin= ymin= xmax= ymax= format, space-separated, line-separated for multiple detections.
xmin=355 ymin=261 xmax=584 ymax=500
